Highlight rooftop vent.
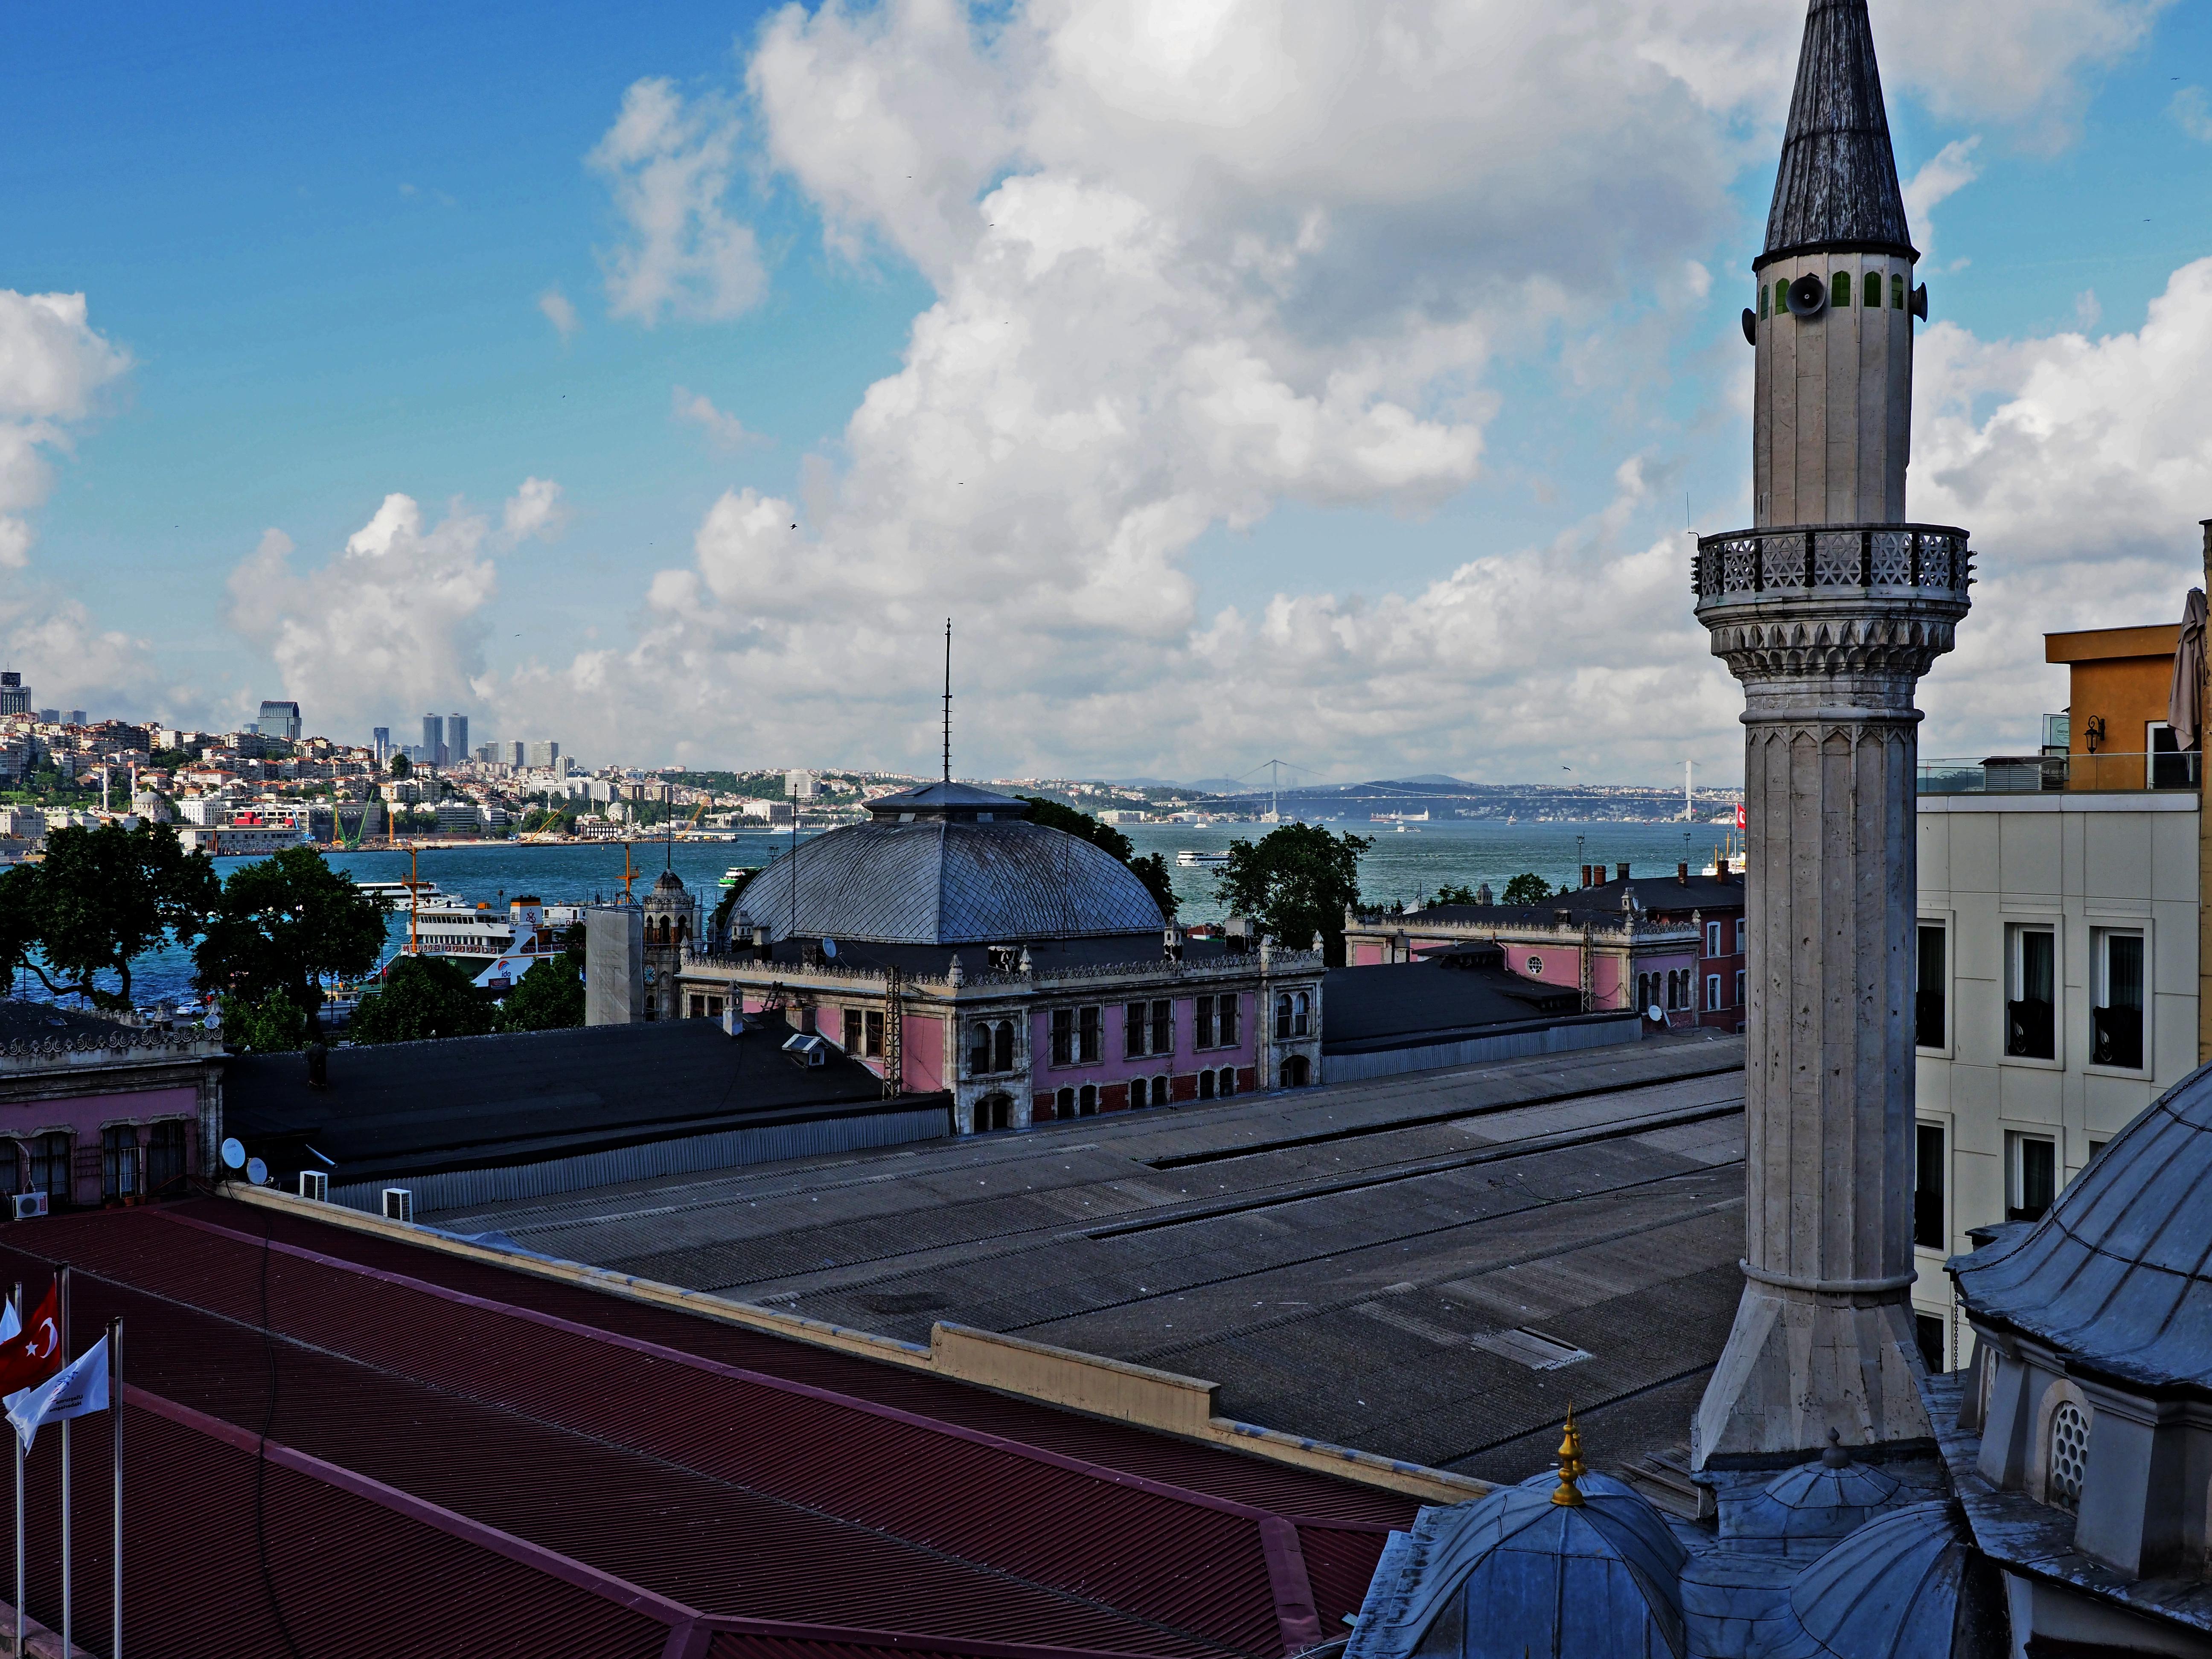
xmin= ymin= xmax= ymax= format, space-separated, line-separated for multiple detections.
xmin=782 ymin=1032 xmax=832 ymax=1068
xmin=382 ymin=1187 xmax=413 ymax=1225
xmin=1470 ymin=1327 xmax=1592 ymax=1371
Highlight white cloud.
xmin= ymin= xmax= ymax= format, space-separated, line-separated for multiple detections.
xmin=1910 ymin=258 xmax=2212 ymax=751
xmin=1872 ymin=0 xmax=2172 ymax=147
xmin=1902 ymin=137 xmax=1982 ymax=258
xmin=0 ymin=291 xmax=131 ymax=569
xmin=538 ymin=287 xmax=579 ymax=342
xmin=2175 ymin=87 xmax=2212 ymax=143
xmin=588 ymin=78 xmax=767 ymax=325
xmin=671 ymin=386 xmax=760 ymax=450
xmin=227 ymin=483 xmax=556 ymax=738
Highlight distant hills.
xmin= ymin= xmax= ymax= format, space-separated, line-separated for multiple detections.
xmin=1191 ymin=775 xmax=1741 ymax=823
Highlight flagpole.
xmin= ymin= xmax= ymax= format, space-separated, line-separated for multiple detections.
xmin=108 ymin=1316 xmax=120 ymax=1659
xmin=57 ymin=1266 xmax=68 ymax=1659
xmin=9 ymin=1282 xmax=17 ymax=1659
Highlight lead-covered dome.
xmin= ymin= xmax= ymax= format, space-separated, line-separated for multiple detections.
xmin=1951 ymin=1062 xmax=2212 ymax=1388
xmin=739 ymin=783 xmax=1163 ymax=946
xmin=1750 ymin=1502 xmax=2001 ymax=1659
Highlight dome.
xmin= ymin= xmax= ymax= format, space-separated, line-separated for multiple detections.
xmin=1749 ymin=1502 xmax=2001 ymax=1659
xmin=1347 ymin=1473 xmax=1688 ymax=1659
xmin=1720 ymin=1432 xmax=1905 ymax=1558
xmin=1951 ymin=1062 xmax=2212 ymax=1388
xmin=739 ymin=813 xmax=1164 ymax=946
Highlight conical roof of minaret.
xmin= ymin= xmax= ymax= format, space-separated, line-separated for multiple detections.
xmin=1760 ymin=0 xmax=1916 ymax=266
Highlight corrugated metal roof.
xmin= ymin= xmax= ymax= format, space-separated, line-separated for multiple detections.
xmin=0 ymin=1203 xmax=1407 ymax=1656
xmin=740 ymin=822 xmax=1163 ymax=945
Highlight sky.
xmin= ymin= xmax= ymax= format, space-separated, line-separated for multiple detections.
xmin=3 ymin=0 xmax=2211 ymax=788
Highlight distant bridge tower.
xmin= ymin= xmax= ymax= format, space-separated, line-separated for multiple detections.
xmin=1691 ymin=0 xmax=1973 ymax=1468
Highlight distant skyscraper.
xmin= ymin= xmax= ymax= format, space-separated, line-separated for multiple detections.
xmin=64 ymin=710 xmax=84 ymax=728
xmin=422 ymin=714 xmax=445 ymax=767
xmin=256 ymin=699 xmax=303 ymax=741
xmin=504 ymin=740 xmax=525 ymax=766
xmin=372 ymin=726 xmax=391 ymax=762
xmin=0 ymin=673 xmax=29 ymax=717
xmin=528 ymin=739 xmax=560 ymax=770
xmin=447 ymin=713 xmax=469 ymax=764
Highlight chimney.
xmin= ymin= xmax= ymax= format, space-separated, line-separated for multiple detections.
xmin=1718 ymin=858 xmax=1731 ymax=880
xmin=1678 ymin=862 xmax=1689 ymax=885
xmin=1615 ymin=863 xmax=1630 ymax=883
xmin=752 ymin=923 xmax=769 ymax=957
xmin=1580 ymin=864 xmax=1593 ymax=888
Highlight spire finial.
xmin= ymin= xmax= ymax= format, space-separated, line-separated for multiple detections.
xmin=942 ymin=618 xmax=952 ymax=784
xmin=1551 ymin=1404 xmax=1587 ymax=1507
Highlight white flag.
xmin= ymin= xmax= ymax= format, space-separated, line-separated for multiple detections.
xmin=0 ymin=1301 xmax=20 ymax=1349
xmin=5 ymin=1337 xmax=107 ymax=1452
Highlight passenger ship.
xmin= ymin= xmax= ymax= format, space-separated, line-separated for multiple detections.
xmin=352 ymin=879 xmax=583 ymax=986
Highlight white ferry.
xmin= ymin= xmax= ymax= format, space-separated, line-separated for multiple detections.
xmin=1176 ymin=849 xmax=1233 ymax=869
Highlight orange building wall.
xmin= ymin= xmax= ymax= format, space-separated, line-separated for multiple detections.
xmin=2046 ymin=623 xmax=2181 ymax=789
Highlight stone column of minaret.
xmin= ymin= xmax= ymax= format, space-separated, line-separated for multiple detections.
xmin=1690 ymin=0 xmax=1973 ymax=1468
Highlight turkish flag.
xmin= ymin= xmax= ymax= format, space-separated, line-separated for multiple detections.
xmin=0 ymin=1286 xmax=62 ymax=1398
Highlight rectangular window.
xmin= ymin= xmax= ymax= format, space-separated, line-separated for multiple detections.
xmin=1706 ymin=921 xmax=1721 ymax=957
xmin=146 ymin=1122 xmax=187 ymax=1192
xmin=970 ymin=1022 xmax=992 ymax=1077
xmin=1916 ymin=924 xmax=1946 ymax=1049
xmin=864 ymin=1011 xmax=884 ymax=1058
xmin=2005 ymin=926 xmax=2056 ymax=1059
xmin=842 ymin=1007 xmax=863 ymax=1054
xmin=1219 ymin=993 xmax=1239 ymax=1046
xmin=1078 ymin=1005 xmax=1102 ymax=1064
xmin=1124 ymin=1001 xmax=1148 ymax=1059
xmin=2008 ymin=1133 xmax=2057 ymax=1223
xmin=1150 ymin=999 xmax=1171 ymax=1055
xmin=1914 ymin=1315 xmax=1946 ymax=1374
xmin=2148 ymin=721 xmax=2197 ymax=789
xmin=1051 ymin=1007 xmax=1073 ymax=1067
xmin=100 ymin=1125 xmax=138 ymax=1202
xmin=1734 ymin=969 xmax=1746 ymax=1009
xmin=1735 ymin=918 xmax=1747 ymax=953
xmin=1914 ymin=1122 xmax=1945 ymax=1249
xmin=1195 ymin=994 xmax=1214 ymax=1049
xmin=2092 ymin=928 xmax=2145 ymax=1069
xmin=1706 ymin=974 xmax=1721 ymax=1011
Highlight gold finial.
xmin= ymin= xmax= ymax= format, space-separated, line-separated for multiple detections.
xmin=1551 ymin=1403 xmax=1587 ymax=1508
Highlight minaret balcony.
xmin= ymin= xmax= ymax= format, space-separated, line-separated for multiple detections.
xmin=1693 ymin=522 xmax=1971 ymax=607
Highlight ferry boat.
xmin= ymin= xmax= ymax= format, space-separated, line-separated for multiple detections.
xmin=1175 ymin=849 xmax=1233 ymax=869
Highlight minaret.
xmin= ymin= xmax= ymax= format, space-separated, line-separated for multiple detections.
xmin=1692 ymin=0 xmax=1971 ymax=1468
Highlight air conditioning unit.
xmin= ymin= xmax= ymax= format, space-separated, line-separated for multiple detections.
xmin=381 ymin=1187 xmax=413 ymax=1224
xmin=9 ymin=1192 xmax=47 ymax=1222
xmin=299 ymin=1170 xmax=329 ymax=1203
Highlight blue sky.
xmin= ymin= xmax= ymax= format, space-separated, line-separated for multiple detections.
xmin=6 ymin=0 xmax=2211 ymax=783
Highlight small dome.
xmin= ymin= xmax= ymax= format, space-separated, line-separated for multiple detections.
xmin=1347 ymin=1473 xmax=1686 ymax=1659
xmin=1750 ymin=1502 xmax=2000 ymax=1659
xmin=1720 ymin=1433 xmax=1905 ymax=1558
xmin=652 ymin=869 xmax=688 ymax=892
xmin=1953 ymin=1062 xmax=2212 ymax=1387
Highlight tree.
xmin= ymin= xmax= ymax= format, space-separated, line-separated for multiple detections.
xmin=496 ymin=928 xmax=586 ymax=1032
xmin=1213 ymin=823 xmax=1372 ymax=966
xmin=1500 ymin=872 xmax=1559 ymax=907
xmin=349 ymin=954 xmax=497 ymax=1044
xmin=1015 ymin=796 xmax=1179 ymax=920
xmin=194 ymin=844 xmax=390 ymax=1035
xmin=388 ymin=752 xmax=412 ymax=778
xmin=10 ymin=821 xmax=219 ymax=1010
xmin=709 ymin=870 xmax=758 ymax=941
xmin=221 ymin=989 xmax=308 ymax=1053
xmin=1432 ymin=883 xmax=1484 ymax=907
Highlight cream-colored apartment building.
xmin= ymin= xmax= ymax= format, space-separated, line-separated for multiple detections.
xmin=1911 ymin=615 xmax=2203 ymax=1367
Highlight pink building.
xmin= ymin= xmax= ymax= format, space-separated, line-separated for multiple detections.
xmin=0 ymin=1007 xmax=223 ymax=1208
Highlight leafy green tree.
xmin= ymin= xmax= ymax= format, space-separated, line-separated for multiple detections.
xmin=349 ymin=954 xmax=497 ymax=1044
xmin=1499 ymin=872 xmax=1560 ymax=907
xmin=1432 ymin=883 xmax=1484 ymax=907
xmin=495 ymin=951 xmax=585 ymax=1032
xmin=1015 ymin=796 xmax=1180 ymax=920
xmin=194 ymin=844 xmax=390 ymax=1035
xmin=1213 ymin=823 xmax=1372 ymax=965
xmin=9 ymin=821 xmax=219 ymax=1009
xmin=388 ymin=752 xmax=412 ymax=778
xmin=220 ymin=989 xmax=309 ymax=1053
xmin=709 ymin=870 xmax=758 ymax=940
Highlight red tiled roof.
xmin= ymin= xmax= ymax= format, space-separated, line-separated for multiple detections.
xmin=0 ymin=1202 xmax=1411 ymax=1657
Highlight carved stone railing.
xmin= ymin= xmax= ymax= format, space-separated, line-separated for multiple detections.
xmin=1692 ymin=523 xmax=1972 ymax=603
xmin=1349 ymin=908 xmax=1696 ymax=942
xmin=0 ymin=1026 xmax=226 ymax=1068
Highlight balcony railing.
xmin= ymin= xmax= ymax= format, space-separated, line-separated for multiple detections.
xmin=1918 ymin=752 xmax=2200 ymax=796
xmin=1693 ymin=522 xmax=1972 ymax=602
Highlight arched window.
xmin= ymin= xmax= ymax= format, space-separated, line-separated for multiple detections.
xmin=1831 ymin=271 xmax=1852 ymax=308
xmin=1218 ymin=1067 xmax=1236 ymax=1097
xmin=1078 ymin=1084 xmax=1098 ymax=1116
xmin=30 ymin=1133 xmax=68 ymax=1202
xmin=1055 ymin=1086 xmax=1075 ymax=1119
xmin=1891 ymin=273 xmax=1906 ymax=311
xmin=1292 ymin=992 xmax=1311 ymax=1037
xmin=994 ymin=1020 xmax=1015 ymax=1073
xmin=1760 ymin=282 xmax=1770 ymax=320
xmin=969 ymin=1022 xmax=993 ymax=1077
xmin=1129 ymin=1077 xmax=1148 ymax=1109
xmin=2048 ymin=1401 xmax=2090 ymax=1513
xmin=1863 ymin=270 xmax=1882 ymax=309
xmin=148 ymin=1122 xmax=186 ymax=1192
xmin=1275 ymin=993 xmax=1292 ymax=1039
xmin=1279 ymin=1055 xmax=1310 ymax=1088
xmin=1199 ymin=1071 xmax=1216 ymax=1100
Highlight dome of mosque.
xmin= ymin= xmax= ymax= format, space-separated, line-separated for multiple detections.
xmin=736 ymin=783 xmax=1164 ymax=946
xmin=1720 ymin=1432 xmax=1906 ymax=1559
xmin=1346 ymin=1472 xmax=1688 ymax=1659
xmin=1749 ymin=1501 xmax=2000 ymax=1659
xmin=1951 ymin=1062 xmax=2212 ymax=1389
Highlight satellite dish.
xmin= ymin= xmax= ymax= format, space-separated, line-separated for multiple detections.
xmin=220 ymin=1137 xmax=246 ymax=1171
xmin=1786 ymin=273 xmax=1828 ymax=319
xmin=1647 ymin=1005 xmax=1665 ymax=1024
xmin=822 ymin=938 xmax=838 ymax=959
xmin=245 ymin=1157 xmax=268 ymax=1186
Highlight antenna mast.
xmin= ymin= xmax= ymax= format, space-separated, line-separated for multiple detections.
xmin=942 ymin=618 xmax=952 ymax=783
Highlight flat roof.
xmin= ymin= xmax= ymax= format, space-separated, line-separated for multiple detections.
xmin=442 ymin=1036 xmax=1748 ymax=1487
xmin=2045 ymin=622 xmax=2181 ymax=664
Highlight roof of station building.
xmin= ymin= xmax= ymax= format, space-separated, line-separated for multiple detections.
xmin=1385 ymin=873 xmax=1744 ymax=930
xmin=735 ymin=812 xmax=1164 ymax=947
xmin=1762 ymin=0 xmax=1916 ymax=264
xmin=1951 ymin=1062 xmax=2212 ymax=1392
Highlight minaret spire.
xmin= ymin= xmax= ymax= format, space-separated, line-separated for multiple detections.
xmin=1764 ymin=0 xmax=1915 ymax=264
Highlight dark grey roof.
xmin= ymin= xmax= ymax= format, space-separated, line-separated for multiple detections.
xmin=735 ymin=820 xmax=1163 ymax=946
xmin=864 ymin=780 xmax=1030 ymax=823
xmin=1409 ymin=873 xmax=1743 ymax=928
xmin=1756 ymin=1502 xmax=1994 ymax=1659
xmin=1719 ymin=1439 xmax=1905 ymax=1560
xmin=1323 ymin=955 xmax=1583 ymax=1054
xmin=223 ymin=1016 xmax=910 ymax=1187
xmin=1761 ymin=0 xmax=1915 ymax=265
xmin=1951 ymin=1064 xmax=2212 ymax=1391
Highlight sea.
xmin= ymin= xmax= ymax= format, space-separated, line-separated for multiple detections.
xmin=45 ymin=816 xmax=1740 ymax=1013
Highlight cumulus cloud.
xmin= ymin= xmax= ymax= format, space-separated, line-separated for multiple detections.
xmin=538 ymin=287 xmax=579 ymax=342
xmin=1873 ymin=0 xmax=2172 ymax=146
xmin=1902 ymin=137 xmax=1982 ymax=260
xmin=0 ymin=291 xmax=131 ymax=569
xmin=588 ymin=78 xmax=766 ymax=324
xmin=671 ymin=386 xmax=760 ymax=451
xmin=228 ymin=482 xmax=557 ymax=738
